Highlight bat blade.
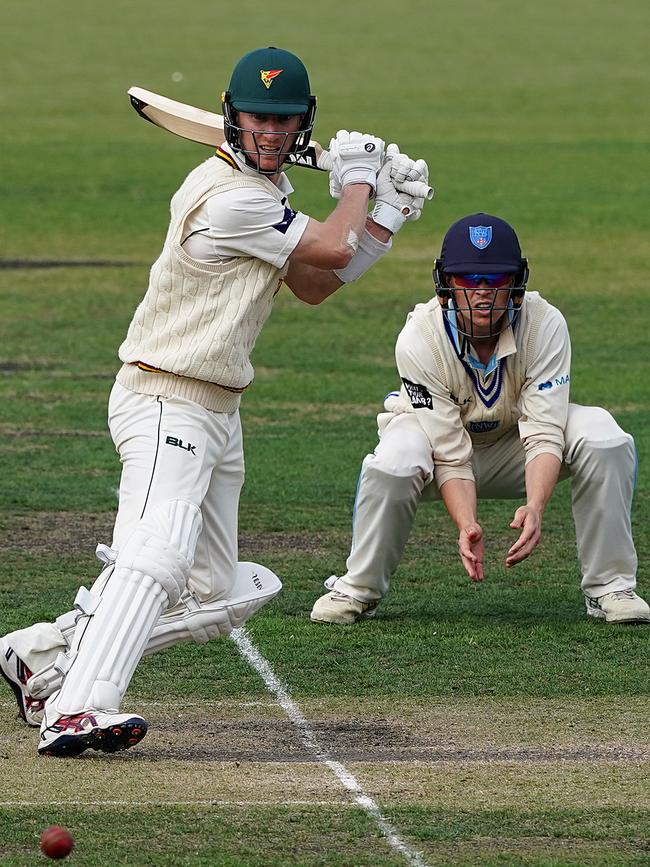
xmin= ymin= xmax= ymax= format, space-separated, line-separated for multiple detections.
xmin=128 ymin=86 xmax=225 ymax=148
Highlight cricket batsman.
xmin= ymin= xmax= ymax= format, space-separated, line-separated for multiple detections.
xmin=0 ymin=46 xmax=430 ymax=755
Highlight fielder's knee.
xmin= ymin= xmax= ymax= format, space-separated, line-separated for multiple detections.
xmin=566 ymin=405 xmax=632 ymax=448
xmin=363 ymin=457 xmax=427 ymax=501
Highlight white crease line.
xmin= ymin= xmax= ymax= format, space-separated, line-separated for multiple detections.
xmin=231 ymin=627 xmax=428 ymax=867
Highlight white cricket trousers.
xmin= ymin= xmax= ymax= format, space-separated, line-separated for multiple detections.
xmin=333 ymin=404 xmax=638 ymax=603
xmin=108 ymin=381 xmax=244 ymax=601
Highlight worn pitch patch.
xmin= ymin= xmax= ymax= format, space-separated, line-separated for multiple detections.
xmin=0 ymin=697 xmax=648 ymax=807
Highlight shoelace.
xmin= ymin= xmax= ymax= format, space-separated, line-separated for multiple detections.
xmin=331 ymin=592 xmax=355 ymax=603
xmin=610 ymin=590 xmax=635 ymax=600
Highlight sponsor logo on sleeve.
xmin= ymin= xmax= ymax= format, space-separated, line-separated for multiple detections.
xmin=537 ymin=374 xmax=570 ymax=391
xmin=401 ymin=378 xmax=433 ymax=409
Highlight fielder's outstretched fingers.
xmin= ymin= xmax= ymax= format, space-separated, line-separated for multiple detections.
xmin=506 ymin=507 xmax=541 ymax=567
xmin=458 ymin=523 xmax=485 ymax=582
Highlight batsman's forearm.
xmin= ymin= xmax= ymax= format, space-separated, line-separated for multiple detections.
xmin=326 ymin=184 xmax=374 ymax=257
xmin=284 ymin=261 xmax=344 ymax=304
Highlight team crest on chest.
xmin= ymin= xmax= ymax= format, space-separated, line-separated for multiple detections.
xmin=260 ymin=69 xmax=283 ymax=89
xmin=469 ymin=225 xmax=492 ymax=249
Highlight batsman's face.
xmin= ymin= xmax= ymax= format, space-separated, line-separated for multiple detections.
xmin=237 ymin=111 xmax=303 ymax=173
xmin=449 ymin=277 xmax=513 ymax=339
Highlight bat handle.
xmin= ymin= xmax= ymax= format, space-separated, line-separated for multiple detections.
xmin=395 ymin=180 xmax=434 ymax=200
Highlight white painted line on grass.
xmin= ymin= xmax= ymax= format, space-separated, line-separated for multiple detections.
xmin=231 ymin=627 xmax=429 ymax=867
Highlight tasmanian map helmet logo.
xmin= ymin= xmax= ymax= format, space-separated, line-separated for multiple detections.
xmin=260 ymin=68 xmax=283 ymax=89
xmin=469 ymin=225 xmax=492 ymax=249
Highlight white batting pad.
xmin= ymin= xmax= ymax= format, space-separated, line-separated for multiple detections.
xmin=146 ymin=562 xmax=282 ymax=653
xmin=47 ymin=570 xmax=167 ymax=715
xmin=115 ymin=499 xmax=203 ymax=608
xmin=47 ymin=499 xmax=202 ymax=715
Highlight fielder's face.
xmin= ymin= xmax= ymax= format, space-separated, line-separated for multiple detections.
xmin=448 ymin=276 xmax=514 ymax=340
xmin=236 ymin=111 xmax=303 ymax=174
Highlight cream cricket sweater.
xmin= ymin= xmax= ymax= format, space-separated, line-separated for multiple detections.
xmin=117 ymin=156 xmax=288 ymax=413
xmin=383 ymin=292 xmax=572 ymax=488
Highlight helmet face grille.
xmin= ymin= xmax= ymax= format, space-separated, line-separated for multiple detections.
xmin=446 ymin=288 xmax=522 ymax=340
xmin=432 ymin=257 xmax=528 ymax=340
xmin=222 ymin=94 xmax=316 ymax=174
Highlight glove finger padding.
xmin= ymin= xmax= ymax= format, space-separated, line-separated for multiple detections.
xmin=390 ymin=153 xmax=416 ymax=186
xmin=386 ymin=142 xmax=400 ymax=161
xmin=370 ymin=158 xmax=411 ymax=234
xmin=404 ymin=158 xmax=429 ymax=185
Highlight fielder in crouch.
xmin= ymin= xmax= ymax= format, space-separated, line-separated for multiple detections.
xmin=0 ymin=46 xmax=430 ymax=756
xmin=311 ymin=213 xmax=649 ymax=626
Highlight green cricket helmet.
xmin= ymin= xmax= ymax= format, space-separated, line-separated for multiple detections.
xmin=222 ymin=46 xmax=316 ymax=173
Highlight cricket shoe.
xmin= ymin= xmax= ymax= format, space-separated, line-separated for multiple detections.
xmin=310 ymin=590 xmax=378 ymax=625
xmin=0 ymin=638 xmax=46 ymax=727
xmin=585 ymin=589 xmax=650 ymax=624
xmin=38 ymin=711 xmax=148 ymax=757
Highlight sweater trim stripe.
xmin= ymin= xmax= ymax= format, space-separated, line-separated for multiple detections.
xmin=215 ymin=148 xmax=241 ymax=171
xmin=135 ymin=361 xmax=248 ymax=393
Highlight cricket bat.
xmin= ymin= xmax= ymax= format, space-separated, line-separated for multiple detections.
xmin=128 ymin=86 xmax=433 ymax=200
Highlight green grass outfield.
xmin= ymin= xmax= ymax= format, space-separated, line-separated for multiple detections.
xmin=1 ymin=0 xmax=649 ymax=864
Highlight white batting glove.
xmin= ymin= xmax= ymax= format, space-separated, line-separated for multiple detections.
xmin=370 ymin=144 xmax=430 ymax=234
xmin=327 ymin=130 xmax=385 ymax=196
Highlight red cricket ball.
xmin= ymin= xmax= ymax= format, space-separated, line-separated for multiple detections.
xmin=40 ymin=825 xmax=74 ymax=859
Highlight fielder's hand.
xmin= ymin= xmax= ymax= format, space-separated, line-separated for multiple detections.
xmin=370 ymin=144 xmax=431 ymax=234
xmin=506 ymin=505 xmax=542 ymax=568
xmin=458 ymin=521 xmax=485 ymax=582
xmin=327 ymin=130 xmax=385 ymax=196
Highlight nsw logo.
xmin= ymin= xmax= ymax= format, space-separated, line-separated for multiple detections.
xmin=469 ymin=225 xmax=492 ymax=249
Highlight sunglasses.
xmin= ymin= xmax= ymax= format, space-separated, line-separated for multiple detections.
xmin=451 ymin=273 xmax=513 ymax=289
